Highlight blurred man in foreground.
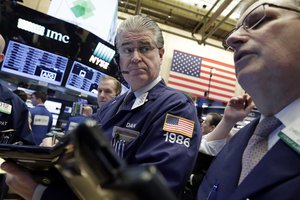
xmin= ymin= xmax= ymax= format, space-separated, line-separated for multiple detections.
xmin=197 ymin=0 xmax=300 ymax=199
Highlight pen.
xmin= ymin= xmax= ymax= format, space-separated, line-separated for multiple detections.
xmin=206 ymin=183 xmax=218 ymax=200
xmin=52 ymin=134 xmax=56 ymax=146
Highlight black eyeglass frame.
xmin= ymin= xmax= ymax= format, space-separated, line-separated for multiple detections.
xmin=223 ymin=3 xmax=300 ymax=51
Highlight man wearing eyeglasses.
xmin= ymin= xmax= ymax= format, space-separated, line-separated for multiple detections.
xmin=198 ymin=0 xmax=300 ymax=200
xmin=1 ymin=15 xmax=201 ymax=199
xmin=94 ymin=14 xmax=201 ymax=198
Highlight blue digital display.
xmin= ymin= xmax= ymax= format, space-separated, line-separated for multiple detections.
xmin=1 ymin=40 xmax=68 ymax=86
xmin=65 ymin=61 xmax=107 ymax=97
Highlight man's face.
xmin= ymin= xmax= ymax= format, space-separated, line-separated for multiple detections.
xmin=118 ymin=30 xmax=164 ymax=91
xmin=97 ymin=79 xmax=118 ymax=108
xmin=201 ymin=115 xmax=215 ymax=135
xmin=226 ymin=0 xmax=300 ymax=95
xmin=31 ymin=95 xmax=38 ymax=106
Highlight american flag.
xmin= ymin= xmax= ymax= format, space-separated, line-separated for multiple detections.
xmin=163 ymin=114 xmax=194 ymax=138
xmin=168 ymin=50 xmax=236 ymax=103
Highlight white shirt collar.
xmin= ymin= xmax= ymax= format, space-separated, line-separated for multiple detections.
xmin=261 ymin=97 xmax=300 ymax=148
xmin=128 ymin=76 xmax=162 ymax=98
xmin=275 ymin=97 xmax=300 ymax=128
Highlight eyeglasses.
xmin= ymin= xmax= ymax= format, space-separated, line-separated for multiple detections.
xmin=223 ymin=3 xmax=300 ymax=51
xmin=118 ymin=44 xmax=157 ymax=56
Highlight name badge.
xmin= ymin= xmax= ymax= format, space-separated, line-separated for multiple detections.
xmin=112 ymin=126 xmax=140 ymax=143
xmin=132 ymin=92 xmax=148 ymax=109
xmin=33 ymin=115 xmax=50 ymax=126
xmin=0 ymin=102 xmax=12 ymax=115
xmin=278 ymin=118 xmax=300 ymax=155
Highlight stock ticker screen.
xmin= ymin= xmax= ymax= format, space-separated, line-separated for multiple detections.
xmin=1 ymin=40 xmax=68 ymax=86
xmin=65 ymin=61 xmax=106 ymax=97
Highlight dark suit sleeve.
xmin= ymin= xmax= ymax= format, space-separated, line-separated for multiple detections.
xmin=11 ymin=94 xmax=34 ymax=144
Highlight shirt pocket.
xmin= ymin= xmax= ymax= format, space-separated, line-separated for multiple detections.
xmin=112 ymin=126 xmax=140 ymax=158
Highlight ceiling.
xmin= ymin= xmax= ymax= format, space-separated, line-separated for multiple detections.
xmin=118 ymin=0 xmax=243 ymax=48
xmin=15 ymin=0 xmax=244 ymax=48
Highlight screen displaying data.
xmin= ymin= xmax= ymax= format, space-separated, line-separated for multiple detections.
xmin=1 ymin=40 xmax=68 ymax=86
xmin=44 ymin=100 xmax=63 ymax=115
xmin=65 ymin=61 xmax=106 ymax=97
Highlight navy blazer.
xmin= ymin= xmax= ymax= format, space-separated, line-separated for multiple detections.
xmin=197 ymin=117 xmax=300 ymax=200
xmin=0 ymin=84 xmax=33 ymax=144
xmin=29 ymin=105 xmax=53 ymax=145
xmin=96 ymin=80 xmax=201 ymax=197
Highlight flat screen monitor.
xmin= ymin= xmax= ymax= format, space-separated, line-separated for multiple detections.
xmin=1 ymin=40 xmax=68 ymax=86
xmin=64 ymin=106 xmax=73 ymax=114
xmin=65 ymin=61 xmax=107 ymax=97
xmin=44 ymin=100 xmax=63 ymax=115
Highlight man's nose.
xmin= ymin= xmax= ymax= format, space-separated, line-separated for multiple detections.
xmin=99 ymin=91 xmax=105 ymax=97
xmin=226 ymin=27 xmax=248 ymax=51
xmin=131 ymin=49 xmax=142 ymax=62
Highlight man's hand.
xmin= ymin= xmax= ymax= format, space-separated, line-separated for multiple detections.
xmin=204 ymin=94 xmax=255 ymax=142
xmin=1 ymin=161 xmax=38 ymax=200
xmin=223 ymin=94 xmax=255 ymax=124
xmin=40 ymin=137 xmax=59 ymax=147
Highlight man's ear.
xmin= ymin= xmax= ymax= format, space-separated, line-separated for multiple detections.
xmin=210 ymin=125 xmax=216 ymax=132
xmin=158 ymin=48 xmax=164 ymax=58
xmin=0 ymin=53 xmax=4 ymax=62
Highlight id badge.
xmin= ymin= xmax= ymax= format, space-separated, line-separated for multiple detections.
xmin=33 ymin=115 xmax=50 ymax=126
xmin=278 ymin=118 xmax=300 ymax=155
xmin=0 ymin=102 xmax=12 ymax=115
xmin=112 ymin=126 xmax=140 ymax=143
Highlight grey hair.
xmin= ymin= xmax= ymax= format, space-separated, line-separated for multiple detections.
xmin=0 ymin=34 xmax=5 ymax=54
xmin=115 ymin=15 xmax=164 ymax=49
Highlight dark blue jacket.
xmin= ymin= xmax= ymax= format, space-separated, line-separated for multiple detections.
xmin=0 ymin=84 xmax=33 ymax=144
xmin=29 ymin=105 xmax=53 ymax=145
xmin=96 ymin=80 xmax=201 ymax=197
xmin=197 ymin=118 xmax=300 ymax=200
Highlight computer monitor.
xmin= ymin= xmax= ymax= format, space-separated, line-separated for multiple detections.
xmin=65 ymin=61 xmax=107 ymax=98
xmin=1 ymin=40 xmax=68 ymax=86
xmin=44 ymin=100 xmax=62 ymax=115
xmin=44 ymin=100 xmax=63 ymax=127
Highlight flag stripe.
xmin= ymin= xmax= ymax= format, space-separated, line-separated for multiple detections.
xmin=168 ymin=50 xmax=236 ymax=103
xmin=168 ymin=81 xmax=234 ymax=99
xmin=169 ymin=85 xmax=232 ymax=102
xmin=169 ymin=72 xmax=236 ymax=92
xmin=201 ymin=62 xmax=235 ymax=75
xmin=168 ymin=78 xmax=235 ymax=96
xmin=203 ymin=57 xmax=235 ymax=69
